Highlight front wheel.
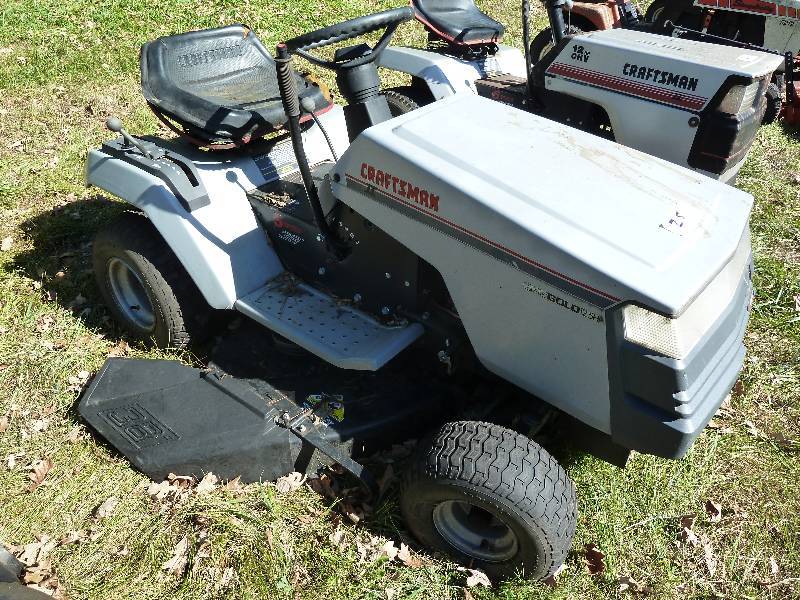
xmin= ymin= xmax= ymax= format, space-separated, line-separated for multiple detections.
xmin=529 ymin=26 xmax=583 ymax=68
xmin=383 ymin=86 xmax=431 ymax=117
xmin=400 ymin=421 xmax=577 ymax=579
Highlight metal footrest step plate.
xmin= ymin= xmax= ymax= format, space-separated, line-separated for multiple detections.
xmin=235 ymin=279 xmax=424 ymax=370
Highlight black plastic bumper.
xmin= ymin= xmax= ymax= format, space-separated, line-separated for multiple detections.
xmin=609 ymin=271 xmax=752 ymax=459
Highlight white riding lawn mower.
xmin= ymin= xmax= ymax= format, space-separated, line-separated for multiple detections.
xmin=377 ymin=0 xmax=783 ymax=182
xmin=80 ymin=7 xmax=755 ymax=580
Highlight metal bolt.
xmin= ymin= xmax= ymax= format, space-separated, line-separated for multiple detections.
xmin=404 ymin=280 xmax=410 ymax=287
xmin=281 ymin=411 xmax=290 ymax=422
xmin=381 ymin=306 xmax=390 ymax=315
xmin=318 ymin=267 xmax=326 ymax=275
xmin=316 ymin=234 xmax=323 ymax=242
xmin=333 ymin=173 xmax=341 ymax=182
xmin=422 ymin=312 xmax=430 ymax=320
xmin=385 ymin=272 xmax=391 ymax=279
xmin=298 ymin=424 xmax=307 ymax=433
xmin=353 ymin=293 xmax=362 ymax=302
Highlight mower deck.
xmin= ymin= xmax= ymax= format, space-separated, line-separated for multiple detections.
xmin=78 ymin=327 xmax=448 ymax=484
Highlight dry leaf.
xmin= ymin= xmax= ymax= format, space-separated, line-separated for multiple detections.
xmin=275 ymin=471 xmax=305 ymax=493
xmin=0 ymin=415 xmax=8 ymax=433
xmin=195 ymin=472 xmax=218 ymax=495
xmin=705 ymin=499 xmax=722 ymax=522
xmin=458 ymin=566 xmax=491 ymax=588
xmin=147 ymin=480 xmax=172 ymax=501
xmin=166 ymin=473 xmax=195 ymax=489
xmin=745 ymin=420 xmax=761 ymax=438
xmin=30 ymin=419 xmax=49 ymax=433
xmin=93 ymin=496 xmax=118 ymax=520
xmin=59 ymin=530 xmax=88 ymax=546
xmin=28 ymin=458 xmax=54 ymax=491
xmin=0 ymin=237 xmax=12 ymax=252
xmin=224 ymin=475 xmax=243 ymax=493
xmin=770 ymin=556 xmax=780 ymax=576
xmin=544 ymin=563 xmax=567 ymax=588
xmin=397 ymin=543 xmax=423 ymax=568
xmin=162 ymin=536 xmax=190 ymax=576
xmin=584 ymin=543 xmax=606 ymax=576
xmin=341 ymin=502 xmax=364 ymax=524
xmin=6 ymin=453 xmax=17 ymax=470
xmin=65 ymin=426 xmax=82 ymax=443
xmin=17 ymin=535 xmax=57 ymax=566
xmin=385 ymin=589 xmax=397 ymax=600
xmin=378 ymin=540 xmax=398 ymax=561
xmin=618 ymin=575 xmax=651 ymax=595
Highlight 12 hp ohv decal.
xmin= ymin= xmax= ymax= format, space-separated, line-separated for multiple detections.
xmin=622 ymin=64 xmax=700 ymax=91
xmin=360 ymin=163 xmax=440 ymax=212
xmin=524 ymin=282 xmax=605 ymax=323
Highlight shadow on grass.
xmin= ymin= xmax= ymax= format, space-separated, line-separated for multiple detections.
xmin=12 ymin=194 xmax=129 ymax=339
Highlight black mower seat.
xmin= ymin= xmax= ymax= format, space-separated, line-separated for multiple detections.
xmin=140 ymin=25 xmax=331 ymax=145
xmin=412 ymin=0 xmax=504 ymax=45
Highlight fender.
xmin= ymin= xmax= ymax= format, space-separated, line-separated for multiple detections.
xmin=377 ymin=45 xmax=527 ymax=99
xmin=567 ymin=1 xmax=620 ymax=30
xmin=85 ymin=149 xmax=284 ymax=309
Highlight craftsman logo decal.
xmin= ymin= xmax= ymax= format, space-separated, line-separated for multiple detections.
xmin=360 ymin=163 xmax=440 ymax=212
xmin=176 ymin=43 xmax=244 ymax=68
xmin=524 ymin=282 xmax=605 ymax=323
xmin=622 ymin=64 xmax=700 ymax=92
xmin=98 ymin=403 xmax=179 ymax=449
xmin=571 ymin=44 xmax=591 ymax=63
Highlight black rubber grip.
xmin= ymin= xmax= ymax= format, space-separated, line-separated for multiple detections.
xmin=284 ymin=7 xmax=414 ymax=53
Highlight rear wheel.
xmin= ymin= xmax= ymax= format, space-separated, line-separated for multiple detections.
xmin=763 ymin=75 xmax=784 ymax=125
xmin=92 ymin=211 xmax=213 ymax=349
xmin=400 ymin=421 xmax=577 ymax=579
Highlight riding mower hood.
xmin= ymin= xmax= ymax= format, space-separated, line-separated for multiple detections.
xmin=377 ymin=0 xmax=783 ymax=182
xmin=80 ymin=6 xmax=755 ymax=580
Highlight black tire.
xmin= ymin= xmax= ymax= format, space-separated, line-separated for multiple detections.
xmin=529 ymin=26 xmax=583 ymax=67
xmin=644 ymin=0 xmax=668 ymax=24
xmin=400 ymin=421 xmax=577 ymax=580
xmin=763 ymin=77 xmax=784 ymax=125
xmin=92 ymin=211 xmax=212 ymax=349
xmin=384 ymin=86 xmax=429 ymax=117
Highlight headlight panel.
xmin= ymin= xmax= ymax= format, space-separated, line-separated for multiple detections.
xmin=717 ymin=80 xmax=761 ymax=115
xmin=622 ymin=230 xmax=752 ymax=360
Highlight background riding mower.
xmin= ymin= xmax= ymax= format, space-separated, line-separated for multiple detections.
xmin=646 ymin=0 xmax=800 ymax=125
xmin=377 ymin=0 xmax=783 ymax=182
xmin=80 ymin=5 xmax=755 ymax=580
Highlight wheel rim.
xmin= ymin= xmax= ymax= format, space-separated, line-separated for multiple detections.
xmin=432 ymin=500 xmax=519 ymax=563
xmin=107 ymin=257 xmax=155 ymax=331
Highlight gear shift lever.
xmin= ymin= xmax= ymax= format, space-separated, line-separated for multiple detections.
xmin=106 ymin=117 xmax=154 ymax=159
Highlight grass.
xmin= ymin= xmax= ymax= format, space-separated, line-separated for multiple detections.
xmin=0 ymin=0 xmax=798 ymax=598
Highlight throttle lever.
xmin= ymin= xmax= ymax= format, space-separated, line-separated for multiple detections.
xmin=106 ymin=116 xmax=154 ymax=159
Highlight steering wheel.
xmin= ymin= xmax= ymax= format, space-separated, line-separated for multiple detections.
xmin=283 ymin=7 xmax=414 ymax=70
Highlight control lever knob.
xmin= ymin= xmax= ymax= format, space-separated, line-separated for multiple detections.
xmin=300 ymin=96 xmax=316 ymax=114
xmin=105 ymin=116 xmax=153 ymax=159
xmin=106 ymin=117 xmax=123 ymax=133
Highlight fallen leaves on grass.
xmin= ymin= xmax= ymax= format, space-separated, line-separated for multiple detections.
xmin=1 ymin=237 xmax=13 ymax=251
xmin=27 ymin=458 xmax=54 ymax=491
xmin=584 ymin=543 xmax=606 ymax=576
xmin=66 ymin=370 xmax=91 ymax=393
xmin=64 ymin=426 xmax=82 ymax=443
xmin=275 ymin=471 xmax=305 ymax=494
xmin=162 ymin=536 xmax=189 ymax=577
xmin=457 ymin=566 xmax=491 ymax=587
xmin=397 ymin=543 xmax=423 ymax=568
